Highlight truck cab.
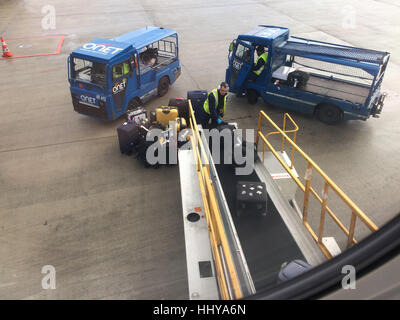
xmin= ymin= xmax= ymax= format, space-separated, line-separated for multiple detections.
xmin=226 ymin=25 xmax=390 ymax=124
xmin=68 ymin=26 xmax=181 ymax=121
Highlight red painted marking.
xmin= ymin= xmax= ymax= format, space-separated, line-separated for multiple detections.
xmin=194 ymin=207 xmax=202 ymax=213
xmin=0 ymin=35 xmax=64 ymax=60
xmin=55 ymin=35 xmax=64 ymax=54
xmin=41 ymin=69 xmax=58 ymax=73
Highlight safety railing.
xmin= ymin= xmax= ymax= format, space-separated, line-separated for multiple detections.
xmin=257 ymin=112 xmax=299 ymax=169
xmin=256 ymin=110 xmax=378 ymax=259
xmin=188 ymin=100 xmax=242 ymax=300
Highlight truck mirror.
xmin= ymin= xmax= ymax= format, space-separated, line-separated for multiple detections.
xmin=130 ymin=56 xmax=136 ymax=68
xmin=229 ymin=41 xmax=235 ymax=52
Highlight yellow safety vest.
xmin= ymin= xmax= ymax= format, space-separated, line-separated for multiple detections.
xmin=253 ymin=52 xmax=268 ymax=75
xmin=113 ymin=62 xmax=130 ymax=79
xmin=123 ymin=62 xmax=130 ymax=74
xmin=203 ymin=89 xmax=227 ymax=115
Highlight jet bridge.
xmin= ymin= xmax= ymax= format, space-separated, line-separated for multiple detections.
xmin=178 ymin=102 xmax=379 ymax=300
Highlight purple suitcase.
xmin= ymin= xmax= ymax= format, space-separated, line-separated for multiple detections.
xmin=117 ymin=120 xmax=141 ymax=155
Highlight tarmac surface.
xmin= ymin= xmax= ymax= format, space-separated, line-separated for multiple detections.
xmin=0 ymin=0 xmax=399 ymax=299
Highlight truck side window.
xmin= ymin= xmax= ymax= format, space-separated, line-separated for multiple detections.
xmin=235 ymin=44 xmax=251 ymax=63
xmin=113 ymin=60 xmax=131 ymax=81
xmin=140 ymin=46 xmax=158 ymax=68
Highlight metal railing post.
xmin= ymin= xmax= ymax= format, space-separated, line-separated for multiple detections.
xmin=256 ymin=112 xmax=262 ymax=149
xmin=318 ymin=182 xmax=329 ymax=244
xmin=303 ymin=162 xmax=313 ymax=223
xmin=347 ymin=212 xmax=357 ymax=248
xmin=281 ymin=114 xmax=287 ymax=153
xmin=291 ymin=130 xmax=296 ymax=169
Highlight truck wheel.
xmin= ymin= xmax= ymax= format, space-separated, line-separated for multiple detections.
xmin=247 ymin=89 xmax=258 ymax=104
xmin=158 ymin=76 xmax=169 ymax=97
xmin=317 ymin=104 xmax=343 ymax=125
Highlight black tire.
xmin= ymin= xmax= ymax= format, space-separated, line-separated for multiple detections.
xmin=157 ymin=76 xmax=169 ymax=97
xmin=247 ymin=89 xmax=258 ymax=104
xmin=317 ymin=104 xmax=343 ymax=125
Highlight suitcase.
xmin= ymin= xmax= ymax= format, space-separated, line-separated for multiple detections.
xmin=155 ymin=106 xmax=179 ymax=126
xmin=277 ymin=260 xmax=313 ymax=283
xmin=168 ymin=98 xmax=190 ymax=121
xmin=187 ymin=90 xmax=208 ymax=113
xmin=117 ymin=120 xmax=141 ymax=155
xmin=233 ymin=140 xmax=256 ymax=168
xmin=126 ymin=107 xmax=147 ymax=124
xmin=149 ymin=111 xmax=156 ymax=123
xmin=236 ymin=181 xmax=267 ymax=217
xmin=136 ymin=133 xmax=178 ymax=167
xmin=215 ymin=124 xmax=256 ymax=168
xmin=170 ymin=117 xmax=187 ymax=133
xmin=136 ymin=138 xmax=160 ymax=168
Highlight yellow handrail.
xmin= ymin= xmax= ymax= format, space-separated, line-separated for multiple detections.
xmin=257 ymin=110 xmax=378 ymax=258
xmin=257 ymin=113 xmax=299 ymax=168
xmin=188 ymin=100 xmax=242 ymax=300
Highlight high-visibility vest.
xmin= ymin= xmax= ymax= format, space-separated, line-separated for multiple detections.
xmin=203 ymin=89 xmax=227 ymax=116
xmin=113 ymin=62 xmax=130 ymax=79
xmin=123 ymin=62 xmax=130 ymax=74
xmin=113 ymin=66 xmax=122 ymax=79
xmin=253 ymin=52 xmax=268 ymax=75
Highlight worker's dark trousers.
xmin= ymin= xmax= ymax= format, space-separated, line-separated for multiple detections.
xmin=247 ymin=72 xmax=258 ymax=82
xmin=195 ymin=113 xmax=219 ymax=129
xmin=195 ymin=108 xmax=210 ymax=128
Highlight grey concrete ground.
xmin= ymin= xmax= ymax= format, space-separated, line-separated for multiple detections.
xmin=0 ymin=0 xmax=399 ymax=299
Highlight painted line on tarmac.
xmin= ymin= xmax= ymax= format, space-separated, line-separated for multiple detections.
xmin=0 ymin=135 xmax=116 ymax=154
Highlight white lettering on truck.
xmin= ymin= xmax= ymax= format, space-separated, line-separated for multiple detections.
xmin=80 ymin=95 xmax=96 ymax=105
xmin=113 ymin=80 xmax=127 ymax=94
xmin=82 ymin=43 xmax=124 ymax=55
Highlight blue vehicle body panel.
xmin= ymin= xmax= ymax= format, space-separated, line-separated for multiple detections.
xmin=72 ymin=38 xmax=131 ymax=62
xmin=113 ymin=26 xmax=176 ymax=50
xmin=68 ymin=26 xmax=181 ymax=121
xmin=227 ymin=25 xmax=390 ymax=122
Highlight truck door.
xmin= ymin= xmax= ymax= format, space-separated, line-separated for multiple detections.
xmin=111 ymin=60 xmax=131 ymax=114
xmin=230 ymin=41 xmax=254 ymax=89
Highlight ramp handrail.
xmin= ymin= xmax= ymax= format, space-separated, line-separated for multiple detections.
xmin=188 ymin=101 xmax=242 ymax=300
xmin=256 ymin=111 xmax=378 ymax=259
xmin=257 ymin=112 xmax=299 ymax=169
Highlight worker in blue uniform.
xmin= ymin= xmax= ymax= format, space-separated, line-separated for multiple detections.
xmin=197 ymin=82 xmax=229 ymax=128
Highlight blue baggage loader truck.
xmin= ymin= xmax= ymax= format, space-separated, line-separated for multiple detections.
xmin=68 ymin=26 xmax=181 ymax=120
xmin=226 ymin=26 xmax=390 ymax=124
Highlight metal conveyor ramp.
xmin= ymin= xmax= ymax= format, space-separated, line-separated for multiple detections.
xmin=179 ymin=103 xmax=379 ymax=300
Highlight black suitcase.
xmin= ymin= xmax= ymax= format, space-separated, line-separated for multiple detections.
xmin=117 ymin=120 xmax=141 ymax=155
xmin=211 ymin=125 xmax=255 ymax=168
xmin=168 ymin=98 xmax=190 ymax=122
xmin=149 ymin=111 xmax=156 ymax=123
xmin=136 ymin=133 xmax=178 ymax=168
xmin=236 ymin=181 xmax=267 ymax=217
xmin=187 ymin=90 xmax=208 ymax=113
xmin=233 ymin=140 xmax=256 ymax=168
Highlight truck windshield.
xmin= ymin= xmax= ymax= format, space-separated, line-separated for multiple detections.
xmin=72 ymin=57 xmax=106 ymax=87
